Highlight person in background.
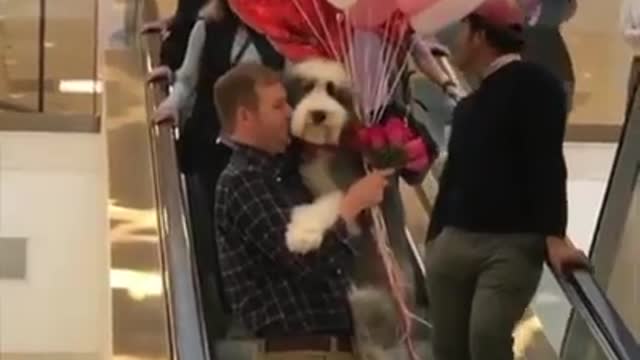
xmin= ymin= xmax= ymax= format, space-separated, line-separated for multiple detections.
xmin=141 ymin=0 xmax=206 ymax=69
xmin=522 ymin=0 xmax=577 ymax=111
xmin=143 ymin=0 xmax=285 ymax=340
xmin=424 ymin=1 xmax=589 ymax=359
xmin=213 ymin=62 xmax=391 ymax=360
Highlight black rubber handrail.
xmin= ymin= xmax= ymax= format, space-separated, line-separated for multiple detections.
xmin=138 ymin=1 xmax=210 ymax=360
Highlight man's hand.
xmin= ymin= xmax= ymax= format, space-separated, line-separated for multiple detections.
xmin=546 ymin=236 xmax=590 ymax=275
xmin=340 ymin=169 xmax=394 ymax=223
xmin=411 ymin=35 xmax=464 ymax=101
xmin=153 ymin=102 xmax=179 ymax=125
xmin=147 ymin=66 xmax=173 ymax=84
xmin=140 ymin=17 xmax=173 ymax=40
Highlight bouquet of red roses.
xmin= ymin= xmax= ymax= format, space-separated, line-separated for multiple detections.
xmin=353 ymin=116 xmax=431 ymax=172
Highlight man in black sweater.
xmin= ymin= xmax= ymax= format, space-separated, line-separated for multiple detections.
xmin=424 ymin=1 xmax=588 ymax=359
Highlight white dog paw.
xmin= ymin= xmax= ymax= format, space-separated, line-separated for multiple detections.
xmin=285 ymin=192 xmax=343 ymax=254
xmin=286 ymin=224 xmax=325 ymax=254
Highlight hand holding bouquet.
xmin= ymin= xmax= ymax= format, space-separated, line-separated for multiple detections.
xmin=354 ymin=116 xmax=431 ymax=173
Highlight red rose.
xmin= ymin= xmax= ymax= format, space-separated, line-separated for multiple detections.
xmin=404 ymin=138 xmax=427 ymax=160
xmin=384 ymin=117 xmax=414 ymax=146
xmin=405 ymin=155 xmax=430 ymax=172
xmin=368 ymin=127 xmax=387 ymax=150
xmin=355 ymin=127 xmax=371 ymax=148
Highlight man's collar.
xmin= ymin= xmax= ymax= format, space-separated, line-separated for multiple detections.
xmin=482 ymin=53 xmax=522 ymax=79
xmin=225 ymin=139 xmax=288 ymax=171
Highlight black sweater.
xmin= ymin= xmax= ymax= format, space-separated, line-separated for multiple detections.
xmin=427 ymin=61 xmax=568 ymax=241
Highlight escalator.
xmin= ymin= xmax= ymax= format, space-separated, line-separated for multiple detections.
xmin=136 ymin=1 xmax=639 ymax=359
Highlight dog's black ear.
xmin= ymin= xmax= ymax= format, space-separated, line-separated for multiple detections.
xmin=282 ymin=74 xmax=304 ymax=105
xmin=332 ymin=84 xmax=355 ymax=111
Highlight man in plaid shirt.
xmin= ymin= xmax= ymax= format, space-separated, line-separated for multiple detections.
xmin=212 ymin=63 xmax=390 ymax=358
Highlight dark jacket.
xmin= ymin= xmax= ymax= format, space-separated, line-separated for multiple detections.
xmin=427 ymin=61 xmax=569 ymax=241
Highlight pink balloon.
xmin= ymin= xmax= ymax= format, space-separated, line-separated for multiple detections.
xmin=325 ymin=0 xmax=357 ymax=9
xmin=347 ymin=0 xmax=397 ymax=28
xmin=410 ymin=0 xmax=485 ymax=34
xmin=395 ymin=0 xmax=438 ymax=16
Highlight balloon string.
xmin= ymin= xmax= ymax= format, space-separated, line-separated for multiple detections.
xmin=369 ymin=20 xmax=395 ymax=124
xmin=364 ymin=160 xmax=421 ymax=360
xmin=369 ymin=21 xmax=391 ymax=122
xmin=378 ymin=36 xmax=416 ymax=120
xmin=361 ymin=8 xmax=374 ymax=115
xmin=369 ymin=205 xmax=421 ymax=360
xmin=311 ymin=0 xmax=340 ymax=59
xmin=373 ymin=20 xmax=412 ymax=123
xmin=335 ymin=14 xmax=349 ymax=68
xmin=344 ymin=14 xmax=365 ymax=119
xmin=291 ymin=0 xmax=332 ymax=56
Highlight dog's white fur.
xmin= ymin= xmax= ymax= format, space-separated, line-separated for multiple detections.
xmin=289 ymin=58 xmax=350 ymax=88
xmin=286 ymin=59 xmax=354 ymax=251
xmin=284 ymin=58 xmax=400 ymax=359
xmin=289 ymin=59 xmax=351 ymax=146
xmin=285 ymin=190 xmax=342 ymax=254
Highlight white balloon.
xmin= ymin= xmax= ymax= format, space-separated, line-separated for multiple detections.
xmin=410 ymin=0 xmax=486 ymax=34
xmin=325 ymin=0 xmax=358 ymax=9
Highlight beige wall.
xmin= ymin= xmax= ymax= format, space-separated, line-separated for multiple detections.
xmin=563 ymin=0 xmax=633 ymax=126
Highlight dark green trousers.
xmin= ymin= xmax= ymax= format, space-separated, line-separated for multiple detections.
xmin=425 ymin=227 xmax=545 ymax=360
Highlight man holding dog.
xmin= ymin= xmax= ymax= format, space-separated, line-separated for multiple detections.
xmin=212 ymin=62 xmax=391 ymax=359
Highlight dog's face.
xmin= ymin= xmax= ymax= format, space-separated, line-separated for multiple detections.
xmin=285 ymin=59 xmax=357 ymax=146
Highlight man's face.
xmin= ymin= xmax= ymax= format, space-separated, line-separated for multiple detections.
xmin=253 ymin=82 xmax=292 ymax=154
xmin=453 ymin=20 xmax=483 ymax=73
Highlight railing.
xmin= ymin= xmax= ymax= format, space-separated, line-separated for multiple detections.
xmin=138 ymin=1 xmax=209 ymax=360
xmin=560 ymin=270 xmax=640 ymax=360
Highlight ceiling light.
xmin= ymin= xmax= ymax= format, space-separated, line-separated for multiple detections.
xmin=58 ymin=79 xmax=103 ymax=94
xmin=44 ymin=41 xmax=55 ymax=48
xmin=9 ymin=93 xmax=25 ymax=99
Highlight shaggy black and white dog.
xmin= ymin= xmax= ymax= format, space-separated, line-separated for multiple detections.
xmin=282 ymin=58 xmax=401 ymax=359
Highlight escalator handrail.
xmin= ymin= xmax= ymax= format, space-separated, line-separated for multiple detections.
xmin=138 ymin=1 xmax=210 ymax=360
xmin=423 ymin=53 xmax=639 ymax=360
xmin=560 ymin=269 xmax=640 ymax=360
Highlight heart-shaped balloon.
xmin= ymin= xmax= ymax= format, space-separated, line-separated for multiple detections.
xmin=410 ymin=0 xmax=485 ymax=34
xmin=395 ymin=0 xmax=438 ymax=16
xmin=230 ymin=0 xmax=411 ymax=61
xmin=229 ymin=0 xmax=345 ymax=60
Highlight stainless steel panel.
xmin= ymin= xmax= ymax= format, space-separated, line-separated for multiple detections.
xmin=0 ymin=237 xmax=27 ymax=280
xmin=105 ymin=0 xmax=171 ymax=359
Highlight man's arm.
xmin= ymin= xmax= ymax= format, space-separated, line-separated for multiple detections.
xmin=520 ymin=70 xmax=569 ymax=239
xmin=227 ymin=172 xmax=355 ymax=278
xmin=520 ymin=68 xmax=590 ymax=274
xmin=153 ymin=20 xmax=206 ymax=125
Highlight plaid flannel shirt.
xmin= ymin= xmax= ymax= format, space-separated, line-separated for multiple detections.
xmin=214 ymin=143 xmax=358 ymax=335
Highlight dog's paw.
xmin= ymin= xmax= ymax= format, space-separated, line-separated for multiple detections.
xmin=286 ymin=222 xmax=325 ymax=254
xmin=285 ymin=192 xmax=343 ymax=254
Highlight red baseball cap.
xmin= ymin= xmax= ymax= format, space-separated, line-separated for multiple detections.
xmin=472 ymin=0 xmax=526 ymax=28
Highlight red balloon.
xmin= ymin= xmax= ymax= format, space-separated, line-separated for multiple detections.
xmin=229 ymin=0 xmax=411 ymax=62
xmin=229 ymin=0 xmax=342 ymax=60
